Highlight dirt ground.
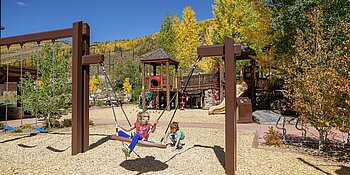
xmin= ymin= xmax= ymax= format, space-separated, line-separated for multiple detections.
xmin=0 ymin=106 xmax=350 ymax=175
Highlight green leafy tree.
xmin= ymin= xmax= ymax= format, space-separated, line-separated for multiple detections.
xmin=158 ymin=15 xmax=177 ymax=57
xmin=284 ymin=8 xmax=350 ymax=151
xmin=110 ymin=57 xmax=141 ymax=102
xmin=21 ymin=44 xmax=71 ymax=127
xmin=272 ymin=0 xmax=350 ymax=62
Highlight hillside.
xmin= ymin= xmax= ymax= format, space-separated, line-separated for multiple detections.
xmin=0 ymin=19 xmax=213 ymax=68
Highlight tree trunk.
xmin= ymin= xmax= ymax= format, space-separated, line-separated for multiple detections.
xmin=318 ymin=129 xmax=327 ymax=152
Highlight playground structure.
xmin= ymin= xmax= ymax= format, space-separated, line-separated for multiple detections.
xmin=140 ymin=48 xmax=179 ymax=111
xmin=208 ymin=80 xmax=248 ymax=115
xmin=0 ymin=65 xmax=38 ymax=120
xmin=178 ymin=45 xmax=256 ymax=111
xmin=0 ymin=21 xmax=105 ymax=155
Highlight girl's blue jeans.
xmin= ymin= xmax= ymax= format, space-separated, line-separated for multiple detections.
xmin=117 ymin=130 xmax=144 ymax=153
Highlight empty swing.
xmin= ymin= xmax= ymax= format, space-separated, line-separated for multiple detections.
xmin=2 ymin=46 xmax=15 ymax=131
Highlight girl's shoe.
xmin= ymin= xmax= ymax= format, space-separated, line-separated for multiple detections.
xmin=122 ymin=147 xmax=130 ymax=157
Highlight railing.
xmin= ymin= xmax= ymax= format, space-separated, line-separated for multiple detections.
xmin=144 ymin=73 xmax=214 ymax=92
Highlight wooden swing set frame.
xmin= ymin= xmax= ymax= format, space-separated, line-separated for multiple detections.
xmin=0 ymin=21 xmax=239 ymax=174
xmin=0 ymin=21 xmax=103 ymax=155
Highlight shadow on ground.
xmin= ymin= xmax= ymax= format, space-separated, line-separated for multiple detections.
xmin=164 ymin=144 xmax=225 ymax=169
xmin=335 ymin=165 xmax=350 ymax=175
xmin=297 ymin=157 xmax=350 ymax=175
xmin=0 ymin=133 xmax=37 ymax=143
xmin=120 ymin=156 xmax=168 ymax=175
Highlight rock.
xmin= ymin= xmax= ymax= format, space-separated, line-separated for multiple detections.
xmin=252 ymin=110 xmax=282 ymax=124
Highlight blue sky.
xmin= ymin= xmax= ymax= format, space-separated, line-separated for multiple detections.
xmin=1 ymin=0 xmax=214 ymax=42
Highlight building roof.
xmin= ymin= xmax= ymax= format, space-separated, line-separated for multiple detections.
xmin=140 ymin=48 xmax=179 ymax=65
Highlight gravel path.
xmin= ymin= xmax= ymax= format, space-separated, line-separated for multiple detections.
xmin=0 ymin=106 xmax=349 ymax=174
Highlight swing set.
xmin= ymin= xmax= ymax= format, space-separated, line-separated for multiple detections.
xmin=0 ymin=22 xmax=241 ymax=174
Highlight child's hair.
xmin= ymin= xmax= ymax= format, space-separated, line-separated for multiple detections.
xmin=136 ymin=112 xmax=143 ymax=122
xmin=141 ymin=111 xmax=150 ymax=119
xmin=170 ymin=122 xmax=179 ymax=131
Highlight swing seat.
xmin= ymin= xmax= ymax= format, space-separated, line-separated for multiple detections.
xmin=34 ymin=127 xmax=48 ymax=133
xmin=110 ymin=135 xmax=167 ymax=149
xmin=4 ymin=126 xmax=15 ymax=131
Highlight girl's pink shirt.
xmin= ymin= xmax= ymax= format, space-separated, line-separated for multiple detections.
xmin=134 ymin=121 xmax=152 ymax=140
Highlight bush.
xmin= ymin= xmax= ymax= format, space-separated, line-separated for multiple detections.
xmin=0 ymin=122 xmax=4 ymax=128
xmin=61 ymin=119 xmax=72 ymax=127
xmin=263 ymin=126 xmax=282 ymax=146
xmin=12 ymin=128 xmax=23 ymax=133
xmin=43 ymin=118 xmax=61 ymax=128
xmin=95 ymin=100 xmax=105 ymax=107
xmin=22 ymin=124 xmax=33 ymax=129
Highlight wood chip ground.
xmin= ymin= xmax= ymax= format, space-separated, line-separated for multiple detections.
xmin=0 ymin=106 xmax=349 ymax=174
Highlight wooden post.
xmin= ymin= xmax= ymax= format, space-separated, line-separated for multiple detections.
xmin=219 ymin=64 xmax=224 ymax=102
xmin=166 ymin=61 xmax=170 ymax=111
xmin=142 ymin=63 xmax=146 ymax=112
xmin=72 ymin=21 xmax=83 ymax=155
xmin=224 ymin=36 xmax=236 ymax=174
xmin=175 ymin=65 xmax=179 ymax=109
xmin=82 ymin=23 xmax=90 ymax=152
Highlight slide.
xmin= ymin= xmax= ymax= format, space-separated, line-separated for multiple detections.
xmin=208 ymin=81 xmax=248 ymax=115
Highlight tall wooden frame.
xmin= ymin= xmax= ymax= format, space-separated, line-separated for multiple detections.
xmin=197 ymin=36 xmax=240 ymax=175
xmin=0 ymin=21 xmax=103 ymax=155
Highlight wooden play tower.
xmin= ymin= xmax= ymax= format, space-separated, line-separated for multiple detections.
xmin=140 ymin=48 xmax=179 ymax=111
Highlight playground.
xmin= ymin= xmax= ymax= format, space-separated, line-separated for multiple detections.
xmin=1 ymin=105 xmax=349 ymax=175
xmin=1 ymin=1 xmax=350 ymax=175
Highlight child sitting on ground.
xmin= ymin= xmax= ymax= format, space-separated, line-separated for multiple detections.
xmin=117 ymin=111 xmax=158 ymax=157
xmin=163 ymin=122 xmax=185 ymax=150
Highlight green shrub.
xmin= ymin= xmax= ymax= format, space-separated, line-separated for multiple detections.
xmin=22 ymin=124 xmax=33 ymax=129
xmin=95 ymin=100 xmax=105 ymax=106
xmin=43 ymin=118 xmax=61 ymax=128
xmin=263 ymin=126 xmax=282 ymax=146
xmin=12 ymin=128 xmax=23 ymax=133
xmin=0 ymin=122 xmax=4 ymax=128
xmin=61 ymin=119 xmax=72 ymax=127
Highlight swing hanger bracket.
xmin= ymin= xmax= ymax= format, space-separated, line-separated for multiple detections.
xmin=82 ymin=54 xmax=104 ymax=65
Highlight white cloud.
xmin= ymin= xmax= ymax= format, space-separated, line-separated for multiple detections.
xmin=17 ymin=1 xmax=27 ymax=6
